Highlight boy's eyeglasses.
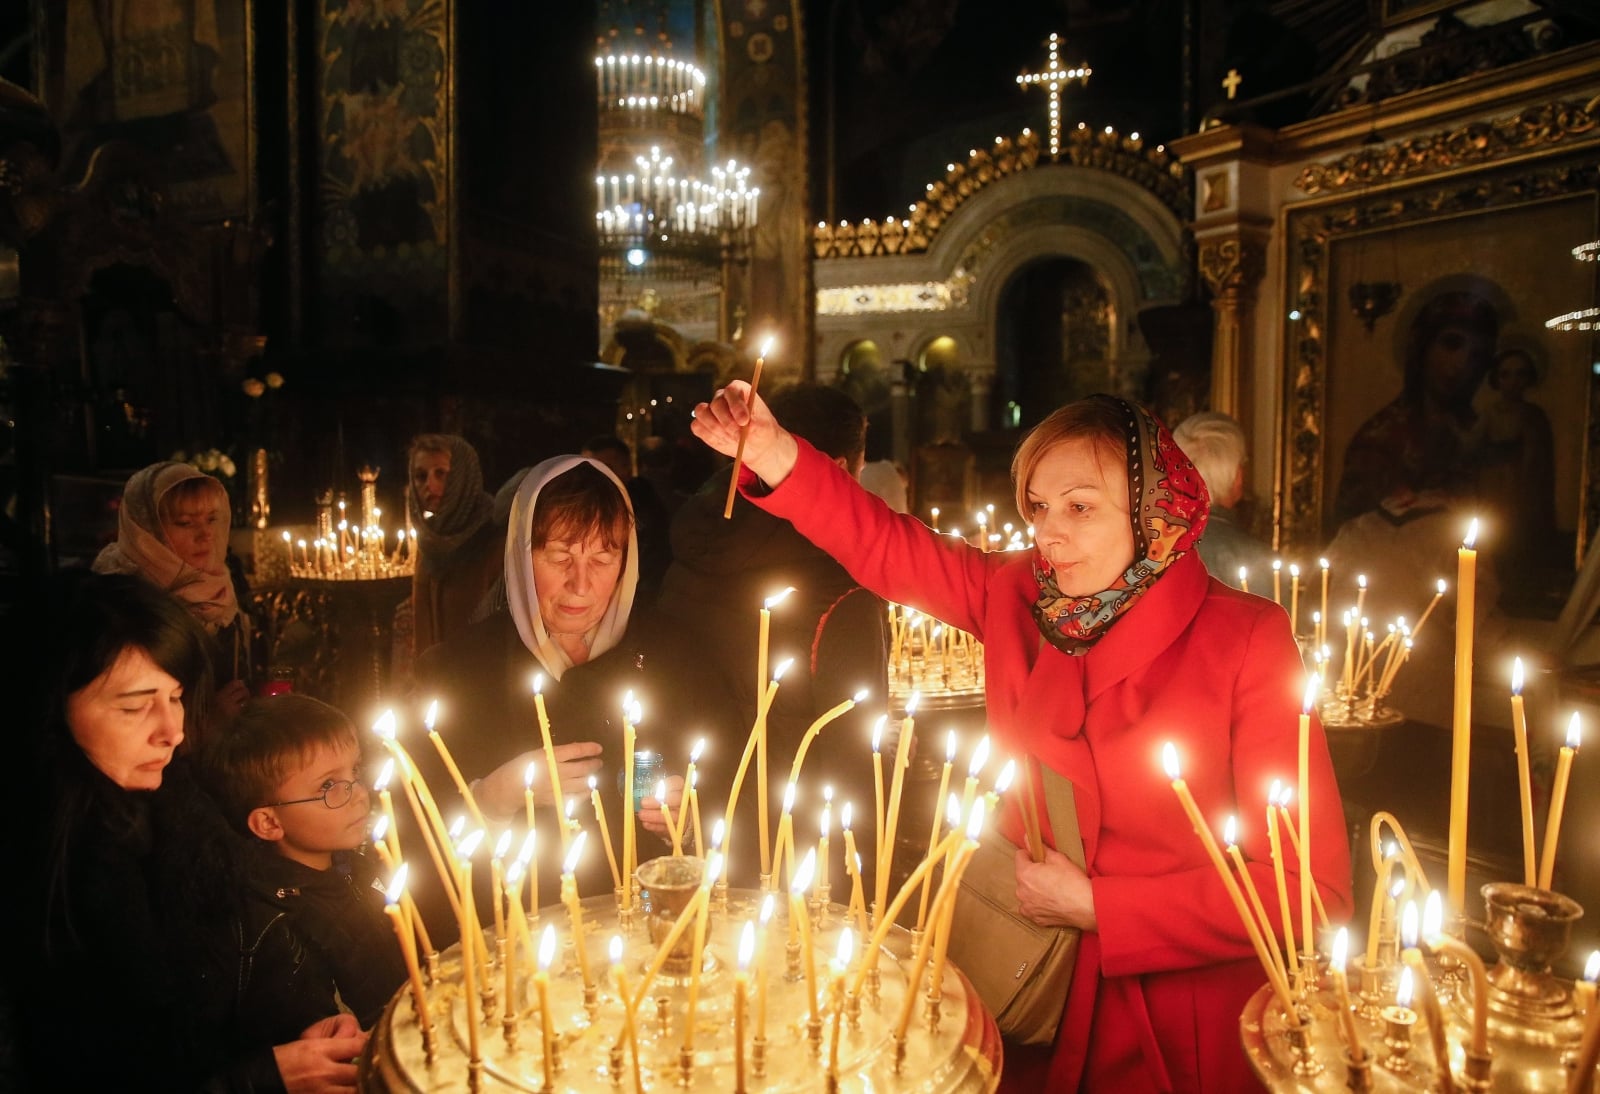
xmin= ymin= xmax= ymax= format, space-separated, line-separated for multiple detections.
xmin=268 ymin=779 xmax=361 ymax=809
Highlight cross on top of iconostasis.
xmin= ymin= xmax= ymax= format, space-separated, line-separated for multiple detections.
xmin=1016 ymin=33 xmax=1092 ymax=158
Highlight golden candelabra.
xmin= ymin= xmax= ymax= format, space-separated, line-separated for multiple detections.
xmin=887 ymin=604 xmax=984 ymax=701
xmin=286 ymin=467 xmax=416 ymax=582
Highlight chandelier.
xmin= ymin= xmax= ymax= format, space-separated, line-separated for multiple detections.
xmin=594 ymin=49 xmax=758 ymax=267
xmin=1545 ymin=238 xmax=1600 ymax=332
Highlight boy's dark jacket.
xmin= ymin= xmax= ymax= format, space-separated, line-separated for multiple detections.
xmin=244 ymin=846 xmax=408 ymax=1029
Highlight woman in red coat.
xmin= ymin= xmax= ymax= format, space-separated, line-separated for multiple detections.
xmin=691 ymin=389 xmax=1352 ymax=1093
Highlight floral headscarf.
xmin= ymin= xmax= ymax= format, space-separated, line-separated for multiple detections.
xmin=409 ymin=435 xmax=495 ymax=575
xmin=1032 ymin=397 xmax=1209 ymax=655
xmin=505 ymin=457 xmax=639 ymax=682
xmin=93 ymin=462 xmax=239 ymax=633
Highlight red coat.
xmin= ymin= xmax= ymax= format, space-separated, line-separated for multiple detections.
xmin=751 ymin=442 xmax=1353 ymax=1093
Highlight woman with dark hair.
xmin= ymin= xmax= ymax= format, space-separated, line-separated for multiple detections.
xmin=93 ymin=461 xmax=254 ymax=737
xmin=1333 ymin=290 xmax=1499 ymax=527
xmin=7 ymin=571 xmax=362 ymax=1093
xmin=691 ymin=387 xmax=1351 ymax=1092
xmin=415 ymin=458 xmax=684 ymax=899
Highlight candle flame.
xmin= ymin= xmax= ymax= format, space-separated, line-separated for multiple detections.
xmin=531 ymin=673 xmax=545 ymax=696
xmin=969 ymin=735 xmax=992 ymax=777
xmin=1289 ymin=563 xmax=1300 ymax=578
xmin=791 ymin=848 xmax=817 ymax=893
xmin=945 ymin=730 xmax=957 ymax=762
xmin=738 ymin=920 xmax=756 ymax=970
xmin=705 ymin=852 xmax=724 ymax=886
xmin=946 ymin=793 xmax=961 ymax=828
xmin=656 ymin=778 xmax=668 ymax=806
xmin=1268 ymin=778 xmax=1281 ymax=805
xmin=457 ymin=828 xmax=484 ymax=860
xmin=835 ymin=928 xmax=855 ymax=970
xmin=820 ymin=805 xmax=830 ymax=836
xmin=1224 ymin=815 xmax=1238 ymax=847
xmin=587 ymin=774 xmax=598 ymax=791
xmin=385 ymin=864 xmax=408 ymax=904
xmin=449 ymin=815 xmax=467 ymax=839
xmin=1397 ymin=965 xmax=1414 ymax=1008
xmin=1320 ymin=557 xmax=1329 ymax=570
xmin=711 ymin=818 xmax=726 ymax=850
xmin=372 ymin=815 xmax=389 ymax=843
xmin=1272 ymin=559 xmax=1282 ymax=572
xmin=519 ymin=830 xmax=537 ymax=864
xmin=1585 ymin=951 xmax=1600 ymax=983
xmin=772 ymin=657 xmax=794 ymax=682
xmin=424 ymin=700 xmax=439 ymax=731
xmin=965 ymin=798 xmax=987 ymax=839
xmin=1567 ymin=712 xmax=1582 ymax=750
xmin=372 ymin=710 xmax=397 ymax=740
xmin=1357 ymin=574 xmax=1367 ymax=589
xmin=853 ymin=687 xmax=870 ymax=701
xmin=906 ymin=691 xmax=920 ymax=716
xmin=539 ymin=923 xmax=558 ymax=969
xmin=872 ymin=716 xmax=885 ymax=752
xmin=1463 ymin=518 xmax=1479 ymax=549
xmin=1332 ymin=926 xmax=1349 ymax=973
xmin=758 ymin=336 xmax=776 ymax=359
xmin=1389 ymin=878 xmax=1405 ymax=899
xmin=565 ymin=797 xmax=577 ymax=820
xmin=765 ymin=585 xmax=795 ymax=609
xmin=1436 ymin=578 xmax=1447 ymax=594
xmin=782 ymin=781 xmax=796 ymax=814
xmin=563 ymin=830 xmax=587 ymax=876
xmin=506 ymin=859 xmax=525 ymax=887
xmin=610 ymin=934 xmax=624 ymax=967
xmin=841 ymin=802 xmax=853 ymax=830
xmin=823 ymin=784 xmax=834 ymax=804
xmin=1238 ymin=566 xmax=1248 ymax=584
xmin=494 ymin=829 xmax=514 ymax=860
xmin=994 ymin=758 xmax=1017 ymax=795
xmin=690 ymin=737 xmax=706 ymax=762
xmin=1162 ymin=741 xmax=1180 ymax=781
xmin=1422 ymin=890 xmax=1443 ymax=941
xmin=1512 ymin=657 xmax=1525 ymax=696
xmin=760 ymin=894 xmax=775 ymax=925
xmin=1401 ymin=900 xmax=1419 ymax=949
xmin=374 ymin=758 xmax=395 ymax=792
xmin=525 ymin=761 xmax=537 ymax=788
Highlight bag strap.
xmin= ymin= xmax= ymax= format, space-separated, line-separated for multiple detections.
xmin=1034 ymin=758 xmax=1086 ymax=870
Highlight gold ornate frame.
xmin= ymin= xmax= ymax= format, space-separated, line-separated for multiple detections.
xmin=1275 ymin=147 xmax=1600 ymax=556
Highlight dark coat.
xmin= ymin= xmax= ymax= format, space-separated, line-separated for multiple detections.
xmin=245 ymin=847 xmax=408 ymax=1029
xmin=11 ymin=760 xmax=338 ymax=1093
xmin=655 ymin=468 xmax=889 ymax=878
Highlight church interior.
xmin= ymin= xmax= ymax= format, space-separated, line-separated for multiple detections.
xmin=4 ymin=0 xmax=1600 ymax=1089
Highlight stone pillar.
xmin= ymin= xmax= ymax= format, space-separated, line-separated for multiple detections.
xmin=966 ymin=368 xmax=993 ymax=432
xmin=1197 ymin=230 xmax=1267 ymax=432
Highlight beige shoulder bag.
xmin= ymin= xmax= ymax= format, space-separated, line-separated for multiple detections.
xmin=946 ymin=758 xmax=1083 ymax=1045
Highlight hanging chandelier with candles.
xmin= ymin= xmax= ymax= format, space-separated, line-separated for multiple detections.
xmin=594 ymin=45 xmax=759 ymax=269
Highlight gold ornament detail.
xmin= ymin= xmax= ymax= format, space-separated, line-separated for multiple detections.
xmin=814 ymin=126 xmax=1188 ymax=259
xmin=1293 ymin=98 xmax=1599 ymax=196
xmin=1198 ymin=236 xmax=1266 ymax=301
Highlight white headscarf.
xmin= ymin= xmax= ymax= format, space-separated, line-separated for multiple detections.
xmin=93 ymin=461 xmax=239 ymax=633
xmin=506 ymin=456 xmax=639 ymax=681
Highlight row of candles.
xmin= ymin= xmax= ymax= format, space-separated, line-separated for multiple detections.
xmin=596 ymin=159 xmax=759 ymax=241
xmin=927 ymin=503 xmax=1032 ymax=553
xmin=285 ymin=486 xmax=418 ymax=581
xmin=593 ymin=52 xmax=706 ymax=106
xmin=888 ymin=603 xmax=985 ymax=695
xmin=1167 ymin=515 xmax=1597 ymax=1087
xmin=359 ymin=586 xmax=1022 ymax=1087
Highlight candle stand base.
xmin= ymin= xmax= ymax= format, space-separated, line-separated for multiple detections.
xmin=1288 ymin=1008 xmax=1324 ymax=1078
xmin=1458 ymin=1049 xmax=1492 ymax=1092
xmin=751 ymin=1035 xmax=768 ymax=1077
xmin=1343 ymin=1048 xmax=1374 ymax=1092
xmin=677 ymin=1046 xmax=694 ymax=1086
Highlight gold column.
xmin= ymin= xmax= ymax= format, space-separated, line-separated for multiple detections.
xmin=1198 ymin=231 xmax=1266 ymax=434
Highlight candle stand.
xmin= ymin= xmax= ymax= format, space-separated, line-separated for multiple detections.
xmin=361 ymin=887 xmax=1001 ymax=1092
xmin=1242 ymin=882 xmax=1588 ymax=1091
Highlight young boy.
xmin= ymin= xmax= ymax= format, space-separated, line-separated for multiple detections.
xmin=207 ymin=694 xmax=406 ymax=1028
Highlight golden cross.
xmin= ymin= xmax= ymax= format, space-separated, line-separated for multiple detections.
xmin=1016 ymin=33 xmax=1092 ymax=158
xmin=1222 ymin=68 xmax=1242 ymax=100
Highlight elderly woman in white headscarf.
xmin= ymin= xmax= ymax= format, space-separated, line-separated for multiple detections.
xmin=93 ymin=462 xmax=253 ymax=736
xmin=415 ymin=457 xmax=684 ymax=870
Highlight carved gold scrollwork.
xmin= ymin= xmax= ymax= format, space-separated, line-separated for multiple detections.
xmin=1198 ymin=236 xmax=1266 ymax=302
xmin=1294 ymin=99 xmax=1599 ymax=195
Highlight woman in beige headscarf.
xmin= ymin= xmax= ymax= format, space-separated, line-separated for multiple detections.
xmin=93 ymin=462 xmax=252 ymax=733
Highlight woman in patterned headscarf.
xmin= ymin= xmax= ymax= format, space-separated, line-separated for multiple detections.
xmin=691 ymin=389 xmax=1352 ymax=1094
